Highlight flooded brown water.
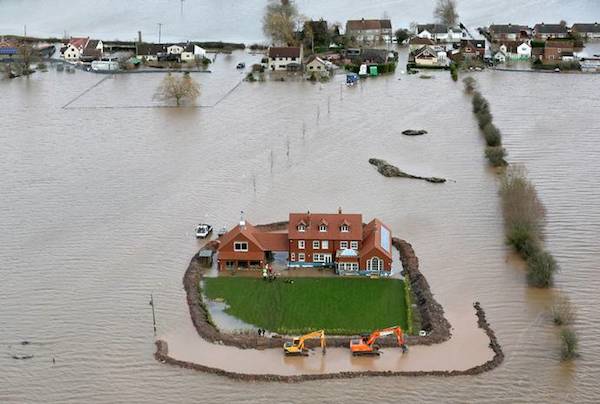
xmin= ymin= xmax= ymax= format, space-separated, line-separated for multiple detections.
xmin=2 ymin=49 xmax=600 ymax=402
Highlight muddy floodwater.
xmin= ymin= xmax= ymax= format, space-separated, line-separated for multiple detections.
xmin=2 ymin=49 xmax=600 ymax=403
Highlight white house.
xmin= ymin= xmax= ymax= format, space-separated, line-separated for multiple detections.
xmin=181 ymin=44 xmax=206 ymax=62
xmin=417 ymin=24 xmax=462 ymax=43
xmin=62 ymin=37 xmax=89 ymax=61
xmin=166 ymin=44 xmax=184 ymax=55
xmin=571 ymin=23 xmax=600 ymax=39
xmin=305 ymin=56 xmax=331 ymax=76
xmin=516 ymin=42 xmax=532 ymax=58
xmin=494 ymin=51 xmax=507 ymax=63
xmin=268 ymin=46 xmax=303 ymax=71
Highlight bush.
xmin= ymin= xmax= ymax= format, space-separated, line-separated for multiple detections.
xmin=463 ymin=76 xmax=476 ymax=93
xmin=476 ymin=109 xmax=493 ymax=129
xmin=252 ymin=63 xmax=264 ymax=73
xmin=500 ymin=166 xmax=547 ymax=259
xmin=560 ymin=327 xmax=579 ymax=361
xmin=485 ymin=146 xmax=508 ymax=167
xmin=526 ymin=250 xmax=558 ymax=288
xmin=472 ymin=92 xmax=488 ymax=114
xmin=450 ymin=63 xmax=458 ymax=81
xmin=482 ymin=123 xmax=502 ymax=147
xmin=552 ymin=296 xmax=576 ymax=326
xmin=245 ymin=72 xmax=256 ymax=82
xmin=505 ymin=222 xmax=540 ymax=258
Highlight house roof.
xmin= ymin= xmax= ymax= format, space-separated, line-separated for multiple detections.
xmin=409 ymin=37 xmax=435 ymax=46
xmin=413 ymin=46 xmax=438 ymax=58
xmin=81 ymin=48 xmax=102 ymax=58
xmin=489 ymin=24 xmax=528 ymax=34
xmin=305 ymin=55 xmax=327 ymax=65
xmin=360 ymin=219 xmax=392 ymax=260
xmin=545 ymin=40 xmax=574 ymax=49
xmin=417 ymin=24 xmax=460 ymax=34
xmin=461 ymin=39 xmax=485 ymax=49
xmin=69 ymin=37 xmax=89 ymax=49
xmin=268 ymin=46 xmax=301 ymax=58
xmin=571 ymin=23 xmax=600 ymax=33
xmin=86 ymin=39 xmax=100 ymax=49
xmin=534 ymin=23 xmax=568 ymax=34
xmin=288 ymin=212 xmax=363 ymax=241
xmin=136 ymin=43 xmax=166 ymax=55
xmin=254 ymin=232 xmax=289 ymax=252
xmin=356 ymin=48 xmax=388 ymax=63
xmin=217 ymin=221 xmax=289 ymax=256
xmin=347 ymin=19 xmax=391 ymax=31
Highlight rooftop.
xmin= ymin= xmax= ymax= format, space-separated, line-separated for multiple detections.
xmin=268 ymin=46 xmax=301 ymax=58
xmin=347 ymin=19 xmax=392 ymax=31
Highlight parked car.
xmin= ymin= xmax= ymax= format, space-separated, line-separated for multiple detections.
xmin=236 ymin=62 xmax=245 ymax=69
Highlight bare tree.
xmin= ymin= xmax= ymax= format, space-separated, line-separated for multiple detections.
xmin=262 ymin=0 xmax=301 ymax=45
xmin=154 ymin=72 xmax=200 ymax=106
xmin=434 ymin=0 xmax=459 ymax=27
xmin=16 ymin=44 xmax=38 ymax=76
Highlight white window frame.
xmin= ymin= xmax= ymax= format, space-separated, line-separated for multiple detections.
xmin=314 ymin=253 xmax=324 ymax=262
xmin=313 ymin=240 xmax=320 ymax=249
xmin=290 ymin=252 xmax=295 ymax=261
xmin=298 ymin=253 xmax=305 ymax=262
xmin=297 ymin=224 xmax=306 ymax=232
xmin=368 ymin=257 xmax=383 ymax=271
xmin=341 ymin=224 xmax=349 ymax=232
xmin=321 ymin=240 xmax=329 ymax=249
xmin=298 ymin=240 xmax=305 ymax=249
xmin=350 ymin=241 xmax=359 ymax=250
xmin=340 ymin=241 xmax=349 ymax=249
xmin=233 ymin=241 xmax=248 ymax=252
xmin=319 ymin=224 xmax=327 ymax=232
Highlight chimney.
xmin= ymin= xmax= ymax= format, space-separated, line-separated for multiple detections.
xmin=239 ymin=211 xmax=245 ymax=228
xmin=138 ymin=31 xmax=142 ymax=43
xmin=338 ymin=206 xmax=342 ymax=214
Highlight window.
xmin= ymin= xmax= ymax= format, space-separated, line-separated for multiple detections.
xmin=226 ymin=261 xmax=235 ymax=270
xmin=290 ymin=252 xmax=295 ymax=261
xmin=367 ymin=257 xmax=383 ymax=272
xmin=319 ymin=224 xmax=327 ymax=232
xmin=350 ymin=241 xmax=358 ymax=250
xmin=298 ymin=240 xmax=305 ymax=249
xmin=233 ymin=242 xmax=248 ymax=252
xmin=340 ymin=241 xmax=348 ymax=249
xmin=314 ymin=253 xmax=323 ymax=262
xmin=298 ymin=253 xmax=305 ymax=262
xmin=321 ymin=240 xmax=329 ymax=249
xmin=297 ymin=224 xmax=306 ymax=232
xmin=313 ymin=240 xmax=320 ymax=249
xmin=341 ymin=224 xmax=349 ymax=232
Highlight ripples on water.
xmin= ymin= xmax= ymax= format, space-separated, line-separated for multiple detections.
xmin=1 ymin=48 xmax=600 ymax=402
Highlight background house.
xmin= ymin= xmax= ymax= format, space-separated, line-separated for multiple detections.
xmin=345 ymin=19 xmax=392 ymax=44
xmin=543 ymin=40 xmax=574 ymax=62
xmin=408 ymin=37 xmax=435 ymax=52
xmin=416 ymin=24 xmax=462 ymax=43
xmin=136 ymin=43 xmax=165 ymax=62
xmin=488 ymin=24 xmax=529 ymax=42
xmin=267 ymin=46 xmax=303 ymax=71
xmin=571 ymin=23 xmax=600 ymax=39
xmin=62 ymin=37 xmax=89 ymax=61
xmin=533 ymin=23 xmax=569 ymax=40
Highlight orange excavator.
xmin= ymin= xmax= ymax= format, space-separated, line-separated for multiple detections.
xmin=283 ymin=330 xmax=326 ymax=356
xmin=350 ymin=326 xmax=408 ymax=356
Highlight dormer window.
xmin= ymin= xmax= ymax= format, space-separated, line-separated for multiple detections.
xmin=297 ymin=224 xmax=306 ymax=232
xmin=319 ymin=224 xmax=327 ymax=232
xmin=340 ymin=224 xmax=349 ymax=232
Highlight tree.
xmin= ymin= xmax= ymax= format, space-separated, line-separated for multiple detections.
xmin=154 ymin=72 xmax=200 ymax=106
xmin=16 ymin=44 xmax=38 ymax=76
xmin=434 ymin=0 xmax=459 ymax=27
xmin=395 ymin=29 xmax=410 ymax=44
xmin=262 ymin=0 xmax=301 ymax=45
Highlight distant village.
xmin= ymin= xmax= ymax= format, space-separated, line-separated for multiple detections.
xmin=1 ymin=19 xmax=600 ymax=79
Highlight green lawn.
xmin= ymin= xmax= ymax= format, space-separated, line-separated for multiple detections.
xmin=203 ymin=277 xmax=409 ymax=335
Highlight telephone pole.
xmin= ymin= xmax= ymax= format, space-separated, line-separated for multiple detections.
xmin=157 ymin=23 xmax=163 ymax=43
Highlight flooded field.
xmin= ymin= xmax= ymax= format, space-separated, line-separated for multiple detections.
xmin=2 ymin=48 xmax=600 ymax=402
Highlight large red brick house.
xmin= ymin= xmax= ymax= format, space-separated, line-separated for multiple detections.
xmin=216 ymin=210 xmax=393 ymax=276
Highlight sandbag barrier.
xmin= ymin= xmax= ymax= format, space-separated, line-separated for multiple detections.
xmin=154 ymin=302 xmax=504 ymax=381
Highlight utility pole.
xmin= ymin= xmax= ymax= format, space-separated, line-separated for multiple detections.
xmin=157 ymin=23 xmax=163 ymax=44
xmin=149 ymin=293 xmax=157 ymax=335
xmin=24 ymin=24 xmax=27 ymax=38
xmin=180 ymin=0 xmax=185 ymax=16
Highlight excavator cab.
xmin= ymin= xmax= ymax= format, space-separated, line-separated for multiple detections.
xmin=350 ymin=326 xmax=407 ymax=356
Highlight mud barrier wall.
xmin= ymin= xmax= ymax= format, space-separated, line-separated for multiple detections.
xmin=154 ymin=302 xmax=504 ymax=381
xmin=183 ymin=223 xmax=451 ymax=348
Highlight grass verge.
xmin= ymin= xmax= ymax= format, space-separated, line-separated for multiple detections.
xmin=204 ymin=277 xmax=409 ymax=335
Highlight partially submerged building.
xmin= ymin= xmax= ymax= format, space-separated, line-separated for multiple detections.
xmin=267 ymin=46 xmax=303 ymax=71
xmin=216 ymin=210 xmax=393 ymax=276
xmin=345 ymin=19 xmax=393 ymax=44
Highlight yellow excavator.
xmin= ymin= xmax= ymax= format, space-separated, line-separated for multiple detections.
xmin=283 ymin=330 xmax=326 ymax=356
